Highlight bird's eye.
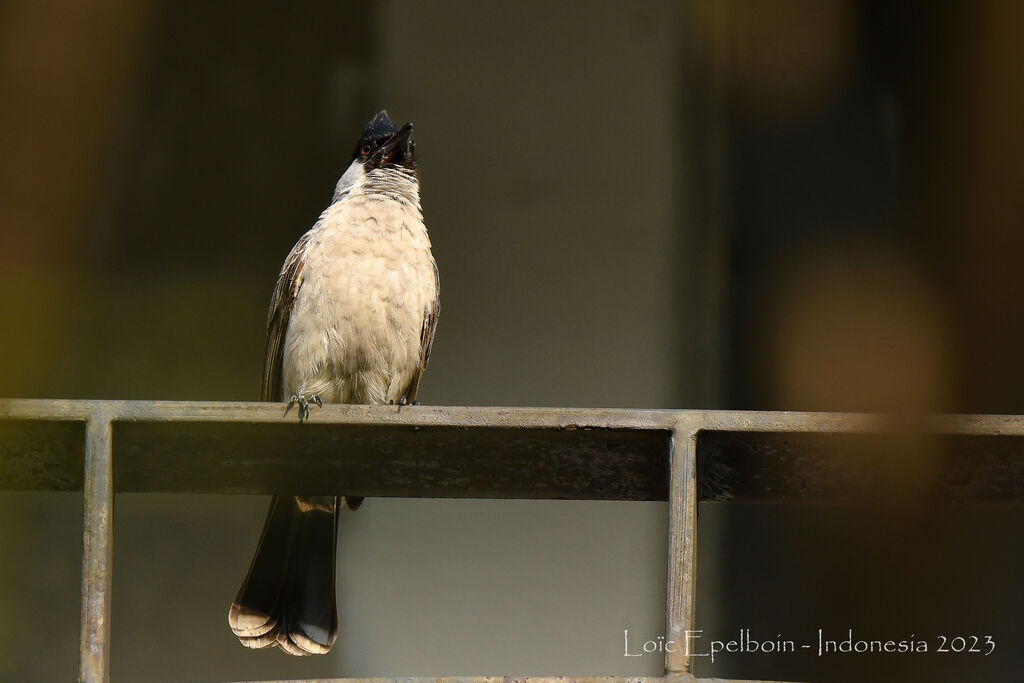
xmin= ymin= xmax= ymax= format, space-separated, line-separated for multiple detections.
xmin=360 ymin=143 xmax=373 ymax=157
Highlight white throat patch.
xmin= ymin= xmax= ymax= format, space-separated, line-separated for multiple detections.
xmin=332 ymin=158 xmax=365 ymax=203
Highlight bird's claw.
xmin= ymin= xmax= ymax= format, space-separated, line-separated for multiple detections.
xmin=284 ymin=394 xmax=322 ymax=423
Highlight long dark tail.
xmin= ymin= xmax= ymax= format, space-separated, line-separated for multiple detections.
xmin=228 ymin=495 xmax=340 ymax=655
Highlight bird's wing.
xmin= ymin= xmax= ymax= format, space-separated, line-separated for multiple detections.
xmin=403 ymin=256 xmax=440 ymax=404
xmin=261 ymin=231 xmax=313 ymax=402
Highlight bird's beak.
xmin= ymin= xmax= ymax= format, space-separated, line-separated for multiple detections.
xmin=378 ymin=123 xmax=414 ymax=165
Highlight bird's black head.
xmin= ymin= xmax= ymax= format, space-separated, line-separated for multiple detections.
xmin=353 ymin=110 xmax=415 ymax=172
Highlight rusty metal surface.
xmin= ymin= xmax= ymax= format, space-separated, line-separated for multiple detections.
xmin=232 ymin=679 xmax=798 ymax=683
xmin=0 ymin=418 xmax=84 ymax=490
xmin=1 ymin=399 xmax=1024 ymax=682
xmin=665 ymin=420 xmax=700 ymax=675
xmin=5 ymin=401 xmax=1024 ymax=506
xmin=0 ymin=398 xmax=679 ymax=428
xmin=112 ymin=420 xmax=671 ymax=499
xmin=79 ymin=413 xmax=113 ymax=683
xmin=230 ymin=678 xmax=796 ymax=683
xmin=236 ymin=678 xmax=667 ymax=683
xmin=0 ymin=400 xmax=677 ymax=499
xmin=698 ymin=430 xmax=1024 ymax=505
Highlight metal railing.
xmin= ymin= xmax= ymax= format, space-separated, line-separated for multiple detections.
xmin=1 ymin=399 xmax=1022 ymax=683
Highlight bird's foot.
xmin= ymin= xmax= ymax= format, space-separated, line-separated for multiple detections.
xmin=388 ymin=396 xmax=411 ymax=413
xmin=284 ymin=394 xmax=322 ymax=422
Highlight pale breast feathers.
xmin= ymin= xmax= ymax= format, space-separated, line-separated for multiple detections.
xmin=263 ymin=195 xmax=437 ymax=405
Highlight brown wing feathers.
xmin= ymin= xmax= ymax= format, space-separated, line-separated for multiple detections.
xmin=261 ymin=232 xmax=310 ymax=403
xmin=230 ymin=231 xmax=340 ymax=655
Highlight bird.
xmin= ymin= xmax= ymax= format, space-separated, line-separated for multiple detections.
xmin=227 ymin=110 xmax=439 ymax=655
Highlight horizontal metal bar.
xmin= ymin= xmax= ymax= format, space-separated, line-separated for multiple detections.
xmin=0 ymin=399 xmax=680 ymax=429
xmin=0 ymin=417 xmax=85 ymax=490
xmin=697 ymin=429 xmax=1024 ymax=505
xmin=9 ymin=399 xmax=996 ymax=683
xmin=6 ymin=397 xmax=1024 ymax=434
xmin=112 ymin=418 xmax=671 ymax=499
xmin=227 ymin=677 xmax=797 ymax=683
xmin=693 ymin=409 xmax=1024 ymax=436
xmin=0 ymin=401 xmax=678 ymax=499
xmin=4 ymin=400 xmax=1024 ymax=504
xmin=235 ymin=678 xmax=669 ymax=683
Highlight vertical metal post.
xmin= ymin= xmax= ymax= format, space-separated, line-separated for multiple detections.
xmin=666 ymin=420 xmax=699 ymax=676
xmin=79 ymin=411 xmax=114 ymax=683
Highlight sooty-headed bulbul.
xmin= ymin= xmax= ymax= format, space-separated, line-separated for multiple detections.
xmin=228 ymin=111 xmax=439 ymax=655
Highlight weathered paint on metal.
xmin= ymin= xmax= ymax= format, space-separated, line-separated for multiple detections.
xmin=79 ymin=411 xmax=113 ymax=683
xmin=240 ymin=678 xmax=668 ymax=683
xmin=111 ymin=420 xmax=671 ymax=499
xmin=666 ymin=418 xmax=701 ymax=675
xmin=1 ymin=398 xmax=1023 ymax=681
xmin=0 ymin=418 xmax=85 ymax=490
xmin=232 ymin=678 xmax=795 ymax=683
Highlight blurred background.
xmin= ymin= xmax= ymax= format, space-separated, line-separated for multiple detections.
xmin=1 ymin=0 xmax=1023 ymax=681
